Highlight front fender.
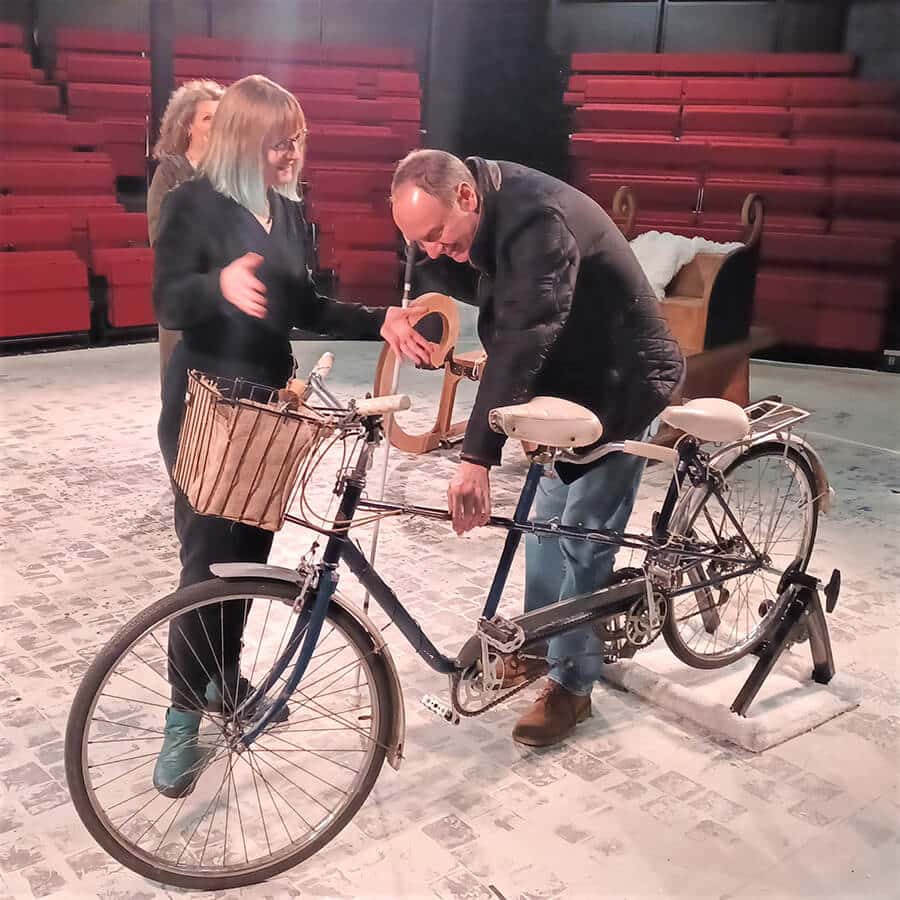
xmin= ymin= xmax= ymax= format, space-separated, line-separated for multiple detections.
xmin=209 ymin=563 xmax=406 ymax=770
xmin=708 ymin=434 xmax=833 ymax=514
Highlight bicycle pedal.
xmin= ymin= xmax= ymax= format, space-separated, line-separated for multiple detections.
xmin=477 ymin=615 xmax=525 ymax=653
xmin=422 ymin=694 xmax=460 ymax=725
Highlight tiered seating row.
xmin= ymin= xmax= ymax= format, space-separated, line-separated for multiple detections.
xmin=571 ymin=134 xmax=900 ymax=176
xmin=1 ymin=25 xmax=421 ymax=342
xmin=567 ymin=76 xmax=899 ymax=109
xmin=52 ymin=28 xmax=422 ymax=182
xmin=50 ymin=29 xmax=418 ymax=304
xmin=567 ymin=53 xmax=900 ymax=355
xmin=0 ymin=209 xmax=151 ymax=338
xmin=573 ymin=102 xmax=899 ymax=138
xmin=569 ymin=52 xmax=856 ymax=76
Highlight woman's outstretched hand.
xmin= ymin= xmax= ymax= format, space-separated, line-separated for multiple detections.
xmin=380 ymin=305 xmax=438 ymax=366
xmin=220 ymin=252 xmax=267 ymax=318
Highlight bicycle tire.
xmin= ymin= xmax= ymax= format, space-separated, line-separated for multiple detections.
xmin=662 ymin=443 xmax=819 ymax=669
xmin=65 ymin=577 xmax=396 ymax=890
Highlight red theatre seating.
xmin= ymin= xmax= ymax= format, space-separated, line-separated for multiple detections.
xmin=0 ymin=24 xmax=24 ymax=48
xmin=55 ymin=28 xmax=149 ymax=55
xmin=831 ymin=176 xmax=900 ymax=221
xmin=0 ymin=112 xmax=103 ymax=150
xmin=569 ymin=52 xmax=855 ymax=77
xmin=681 ymin=78 xmax=791 ymax=106
xmin=0 ymin=157 xmax=116 ymax=195
xmin=755 ymin=270 xmax=889 ymax=352
xmin=567 ymin=51 xmax=897 ymax=355
xmin=789 ymin=78 xmax=900 ymax=107
xmin=574 ymin=103 xmax=680 ymax=133
xmin=87 ymin=212 xmax=154 ymax=328
xmin=583 ymin=77 xmax=683 ymax=104
xmin=681 ymin=105 xmax=792 ymax=136
xmin=173 ymin=35 xmax=415 ymax=69
xmin=55 ymin=53 xmax=150 ymax=85
xmin=0 ymin=213 xmax=73 ymax=251
xmin=0 ymin=47 xmax=38 ymax=80
xmin=0 ymin=251 xmax=91 ymax=339
xmin=0 ymin=79 xmax=59 ymax=111
xmin=791 ymin=107 xmax=900 ymax=139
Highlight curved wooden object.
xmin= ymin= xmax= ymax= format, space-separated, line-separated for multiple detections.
xmin=373 ymin=292 xmax=478 ymax=454
xmin=612 ymin=185 xmax=638 ymax=239
xmin=741 ymin=192 xmax=764 ymax=247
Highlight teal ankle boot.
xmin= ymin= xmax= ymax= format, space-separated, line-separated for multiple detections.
xmin=205 ymin=668 xmax=250 ymax=716
xmin=153 ymin=708 xmax=205 ymax=799
xmin=206 ymin=670 xmax=289 ymax=724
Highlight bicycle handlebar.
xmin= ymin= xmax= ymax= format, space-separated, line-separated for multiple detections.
xmin=355 ymin=394 xmax=411 ymax=417
xmin=311 ymin=352 xmax=334 ymax=380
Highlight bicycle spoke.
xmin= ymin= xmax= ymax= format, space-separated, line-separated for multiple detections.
xmin=74 ymin=582 xmax=387 ymax=885
xmin=263 ymin=730 xmax=363 ymax=774
xmin=243 ymin=746 xmax=294 ymax=847
xmin=667 ymin=448 xmax=815 ymax=661
xmin=247 ymin=741 xmax=339 ymax=817
xmin=238 ymin=746 xmax=314 ymax=832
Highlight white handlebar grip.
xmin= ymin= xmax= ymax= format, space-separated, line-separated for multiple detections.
xmin=355 ymin=394 xmax=411 ymax=416
xmin=312 ymin=352 xmax=334 ymax=379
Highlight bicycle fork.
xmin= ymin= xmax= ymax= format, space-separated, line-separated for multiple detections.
xmin=240 ymin=447 xmax=371 ymax=747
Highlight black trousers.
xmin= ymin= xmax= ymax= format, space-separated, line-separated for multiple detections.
xmin=160 ymin=344 xmax=288 ymax=710
xmin=166 ymin=490 xmax=273 ymax=710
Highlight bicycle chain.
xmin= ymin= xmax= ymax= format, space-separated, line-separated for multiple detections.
xmin=449 ymin=662 xmax=545 ymax=718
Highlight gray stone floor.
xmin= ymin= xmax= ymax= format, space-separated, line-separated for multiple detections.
xmin=0 ymin=342 xmax=898 ymax=899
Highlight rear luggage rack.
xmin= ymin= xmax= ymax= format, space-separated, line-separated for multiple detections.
xmin=744 ymin=398 xmax=810 ymax=440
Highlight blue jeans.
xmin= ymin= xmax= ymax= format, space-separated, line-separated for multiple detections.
xmin=524 ymin=446 xmax=647 ymax=695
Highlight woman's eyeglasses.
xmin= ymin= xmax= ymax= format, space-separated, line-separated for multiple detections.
xmin=270 ymin=131 xmax=307 ymax=154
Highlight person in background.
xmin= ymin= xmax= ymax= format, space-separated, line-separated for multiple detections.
xmin=147 ymin=79 xmax=225 ymax=382
xmin=151 ymin=75 xmax=433 ymax=798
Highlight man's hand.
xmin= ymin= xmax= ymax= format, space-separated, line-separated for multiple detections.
xmin=220 ymin=252 xmax=267 ymax=318
xmin=447 ymin=460 xmax=491 ymax=535
xmin=381 ymin=306 xmax=437 ymax=366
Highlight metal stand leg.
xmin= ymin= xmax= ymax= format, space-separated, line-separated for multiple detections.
xmin=730 ymin=569 xmax=840 ymax=717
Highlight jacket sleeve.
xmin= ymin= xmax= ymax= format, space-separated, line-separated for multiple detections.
xmin=146 ymin=158 xmax=179 ymax=246
xmin=152 ymin=185 xmax=226 ymax=330
xmin=295 ymin=268 xmax=388 ymax=339
xmin=461 ymin=210 xmax=579 ymax=467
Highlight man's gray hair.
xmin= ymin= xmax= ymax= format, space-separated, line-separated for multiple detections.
xmin=391 ymin=149 xmax=476 ymax=206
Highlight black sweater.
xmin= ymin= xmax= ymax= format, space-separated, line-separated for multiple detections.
xmin=154 ymin=176 xmax=387 ymax=468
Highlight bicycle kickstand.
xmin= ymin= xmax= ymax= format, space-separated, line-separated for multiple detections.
xmin=730 ymin=568 xmax=841 ymax=717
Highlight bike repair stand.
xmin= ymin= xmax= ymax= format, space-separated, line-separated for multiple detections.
xmin=731 ymin=568 xmax=841 ymax=717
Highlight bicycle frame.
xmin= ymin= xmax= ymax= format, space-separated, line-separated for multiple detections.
xmin=240 ymin=424 xmax=768 ymax=745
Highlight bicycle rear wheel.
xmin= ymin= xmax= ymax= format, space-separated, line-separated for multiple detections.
xmin=65 ymin=578 xmax=395 ymax=890
xmin=662 ymin=443 xmax=819 ymax=668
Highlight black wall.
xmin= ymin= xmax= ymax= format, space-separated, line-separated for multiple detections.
xmin=547 ymin=0 xmax=860 ymax=55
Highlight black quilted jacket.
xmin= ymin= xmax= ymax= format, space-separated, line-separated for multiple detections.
xmin=418 ymin=157 xmax=685 ymax=478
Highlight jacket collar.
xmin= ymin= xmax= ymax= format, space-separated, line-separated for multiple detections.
xmin=465 ymin=156 xmax=502 ymax=274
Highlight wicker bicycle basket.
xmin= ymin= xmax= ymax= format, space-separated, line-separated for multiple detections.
xmin=173 ymin=370 xmax=331 ymax=531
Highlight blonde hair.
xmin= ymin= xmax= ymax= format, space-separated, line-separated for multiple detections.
xmin=152 ymin=79 xmax=224 ymax=159
xmin=391 ymin=149 xmax=476 ymax=206
xmin=200 ymin=75 xmax=306 ymax=217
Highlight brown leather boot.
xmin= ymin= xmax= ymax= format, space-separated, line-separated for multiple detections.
xmin=497 ymin=654 xmax=549 ymax=689
xmin=512 ymin=680 xmax=592 ymax=747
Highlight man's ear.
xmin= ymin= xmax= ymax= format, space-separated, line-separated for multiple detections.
xmin=457 ymin=182 xmax=479 ymax=213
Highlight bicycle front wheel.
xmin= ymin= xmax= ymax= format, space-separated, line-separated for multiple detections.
xmin=662 ymin=443 xmax=819 ymax=668
xmin=65 ymin=578 xmax=396 ymax=890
